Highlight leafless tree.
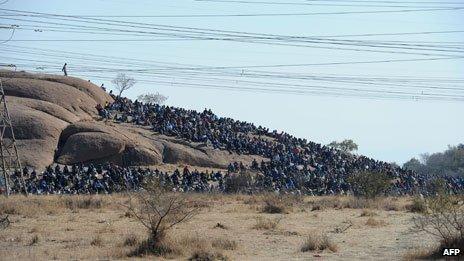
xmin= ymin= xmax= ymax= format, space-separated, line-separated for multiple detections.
xmin=124 ymin=178 xmax=199 ymax=255
xmin=137 ymin=92 xmax=168 ymax=105
xmin=112 ymin=73 xmax=136 ymax=97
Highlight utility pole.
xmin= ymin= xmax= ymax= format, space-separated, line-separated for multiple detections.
xmin=0 ymin=79 xmax=27 ymax=196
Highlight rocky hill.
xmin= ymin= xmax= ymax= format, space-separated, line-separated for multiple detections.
xmin=0 ymin=71 xmax=262 ymax=170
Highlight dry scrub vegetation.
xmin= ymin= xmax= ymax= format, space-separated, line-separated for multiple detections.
xmin=301 ymin=231 xmax=338 ymax=252
xmin=252 ymin=216 xmax=282 ymax=230
xmin=0 ymin=193 xmax=450 ymax=260
xmin=410 ymin=194 xmax=464 ymax=259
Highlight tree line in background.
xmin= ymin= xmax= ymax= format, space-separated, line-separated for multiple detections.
xmin=328 ymin=138 xmax=463 ymax=178
xmin=403 ymin=144 xmax=464 ymax=177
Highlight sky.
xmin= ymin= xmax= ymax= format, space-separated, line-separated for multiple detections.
xmin=0 ymin=0 xmax=463 ymax=164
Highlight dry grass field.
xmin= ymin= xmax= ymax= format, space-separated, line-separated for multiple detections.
xmin=0 ymin=194 xmax=438 ymax=260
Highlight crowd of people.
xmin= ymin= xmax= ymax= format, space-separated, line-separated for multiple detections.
xmin=7 ymin=163 xmax=267 ymax=195
xmin=7 ymin=159 xmax=463 ymax=196
xmin=95 ymin=94 xmax=464 ymax=196
xmin=5 ymin=91 xmax=463 ymax=195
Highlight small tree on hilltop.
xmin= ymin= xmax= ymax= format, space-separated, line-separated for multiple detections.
xmin=137 ymin=92 xmax=168 ymax=105
xmin=124 ymin=178 xmax=199 ymax=256
xmin=347 ymin=171 xmax=391 ymax=198
xmin=112 ymin=73 xmax=136 ymax=97
xmin=328 ymin=139 xmax=358 ymax=154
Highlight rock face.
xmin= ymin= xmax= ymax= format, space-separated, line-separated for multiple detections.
xmin=1 ymin=71 xmax=264 ymax=170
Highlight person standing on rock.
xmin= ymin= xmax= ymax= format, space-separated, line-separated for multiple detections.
xmin=62 ymin=63 xmax=68 ymax=76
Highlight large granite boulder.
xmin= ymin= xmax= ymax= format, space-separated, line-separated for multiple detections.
xmin=0 ymin=70 xmax=266 ymax=170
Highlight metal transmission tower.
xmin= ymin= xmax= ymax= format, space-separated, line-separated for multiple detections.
xmin=0 ymin=79 xmax=27 ymax=196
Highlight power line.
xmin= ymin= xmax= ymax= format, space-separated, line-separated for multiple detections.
xmin=2 ymin=6 xmax=464 ymax=17
xmin=70 ymin=73 xmax=464 ymax=102
xmin=194 ymin=0 xmax=464 ymax=8
xmin=304 ymin=0 xmax=464 ymax=4
xmin=3 ymin=44 xmax=463 ymax=72
xmin=2 ymin=15 xmax=463 ymax=57
xmin=0 ymin=24 xmax=14 ymax=44
xmin=4 ymin=55 xmax=463 ymax=100
xmin=7 ymin=23 xmax=464 ymax=53
xmin=6 ymin=20 xmax=464 ymax=39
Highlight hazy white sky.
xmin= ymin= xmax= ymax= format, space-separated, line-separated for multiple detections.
xmin=1 ymin=0 xmax=463 ymax=164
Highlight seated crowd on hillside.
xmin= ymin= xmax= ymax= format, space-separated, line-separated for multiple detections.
xmin=9 ymin=164 xmax=221 ymax=195
xmin=85 ymin=95 xmax=456 ymax=195
xmin=7 ymin=92 xmax=464 ymax=195
xmin=8 ymin=160 xmax=464 ymax=196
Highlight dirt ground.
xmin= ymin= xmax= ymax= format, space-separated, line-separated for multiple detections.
xmin=0 ymin=194 xmax=437 ymax=260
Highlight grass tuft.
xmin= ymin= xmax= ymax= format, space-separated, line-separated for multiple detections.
xmin=301 ymin=232 xmax=338 ymax=252
xmin=212 ymin=238 xmax=237 ymax=250
xmin=365 ymin=217 xmax=387 ymax=227
xmin=252 ymin=216 xmax=281 ymax=230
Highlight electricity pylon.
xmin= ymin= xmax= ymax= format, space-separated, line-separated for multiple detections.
xmin=0 ymin=78 xmax=27 ymax=196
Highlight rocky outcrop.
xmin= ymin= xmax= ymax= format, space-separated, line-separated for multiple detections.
xmin=1 ymin=70 xmax=113 ymax=170
xmin=1 ymin=70 xmax=265 ymax=170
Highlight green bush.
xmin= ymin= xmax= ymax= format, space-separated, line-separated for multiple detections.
xmin=347 ymin=171 xmax=391 ymax=198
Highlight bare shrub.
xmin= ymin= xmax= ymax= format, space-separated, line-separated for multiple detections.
xmin=252 ymin=216 xmax=281 ymax=230
xmin=124 ymin=178 xmax=199 ymax=257
xmin=301 ymin=232 xmax=338 ymax=252
xmin=137 ymin=92 xmax=168 ymax=105
xmin=348 ymin=171 xmax=391 ymax=198
xmin=412 ymin=194 xmax=464 ymax=258
xmin=212 ymin=238 xmax=237 ymax=250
